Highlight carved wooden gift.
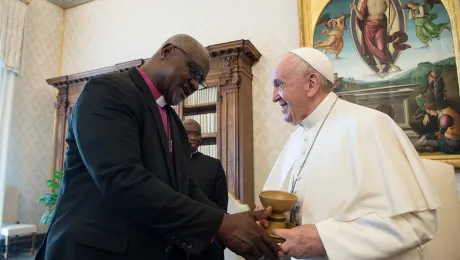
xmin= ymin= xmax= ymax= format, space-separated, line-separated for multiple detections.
xmin=47 ymin=40 xmax=261 ymax=206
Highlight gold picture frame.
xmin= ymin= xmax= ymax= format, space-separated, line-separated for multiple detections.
xmin=298 ymin=0 xmax=460 ymax=168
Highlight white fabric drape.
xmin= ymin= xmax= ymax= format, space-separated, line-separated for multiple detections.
xmin=0 ymin=0 xmax=28 ymax=224
xmin=0 ymin=0 xmax=28 ymax=72
xmin=0 ymin=63 xmax=16 ymax=224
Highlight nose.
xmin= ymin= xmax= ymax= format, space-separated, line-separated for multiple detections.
xmin=272 ymin=88 xmax=281 ymax=103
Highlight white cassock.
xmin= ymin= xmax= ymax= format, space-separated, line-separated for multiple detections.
xmin=263 ymin=92 xmax=441 ymax=260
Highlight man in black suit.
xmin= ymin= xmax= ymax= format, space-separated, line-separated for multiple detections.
xmin=35 ymin=34 xmax=279 ymax=260
xmin=183 ymin=119 xmax=228 ymax=260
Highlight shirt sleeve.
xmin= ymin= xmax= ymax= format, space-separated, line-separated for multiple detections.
xmin=315 ymin=210 xmax=437 ymax=259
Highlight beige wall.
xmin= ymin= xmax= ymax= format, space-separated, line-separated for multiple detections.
xmin=5 ymin=0 xmax=63 ymax=232
xmin=60 ymin=0 xmax=300 ymax=205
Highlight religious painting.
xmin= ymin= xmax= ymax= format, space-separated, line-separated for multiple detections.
xmin=310 ymin=0 xmax=460 ymax=161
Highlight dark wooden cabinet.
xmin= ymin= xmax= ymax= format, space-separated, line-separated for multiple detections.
xmin=47 ymin=40 xmax=261 ymax=206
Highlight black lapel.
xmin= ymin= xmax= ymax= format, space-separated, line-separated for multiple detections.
xmin=128 ymin=67 xmax=177 ymax=190
xmin=169 ymin=107 xmax=192 ymax=194
xmin=169 ymin=110 xmax=182 ymax=192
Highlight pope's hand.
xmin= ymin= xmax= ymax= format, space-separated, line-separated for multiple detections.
xmin=254 ymin=205 xmax=269 ymax=230
xmin=218 ymin=207 xmax=280 ymax=260
xmin=272 ymin=224 xmax=326 ymax=259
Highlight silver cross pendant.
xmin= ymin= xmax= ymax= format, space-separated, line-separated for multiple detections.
xmin=289 ymin=203 xmax=301 ymax=225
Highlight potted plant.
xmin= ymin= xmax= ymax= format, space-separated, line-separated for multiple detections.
xmin=37 ymin=170 xmax=64 ymax=224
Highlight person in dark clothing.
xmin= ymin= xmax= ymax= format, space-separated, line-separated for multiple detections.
xmin=183 ymin=118 xmax=228 ymax=260
xmin=35 ymin=34 xmax=280 ymax=260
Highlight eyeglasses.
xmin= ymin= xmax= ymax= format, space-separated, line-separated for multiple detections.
xmin=175 ymin=47 xmax=208 ymax=90
xmin=186 ymin=131 xmax=201 ymax=138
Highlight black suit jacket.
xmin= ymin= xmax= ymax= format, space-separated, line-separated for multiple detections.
xmin=189 ymin=152 xmax=228 ymax=260
xmin=35 ymin=67 xmax=224 ymax=260
xmin=190 ymin=152 xmax=228 ymax=212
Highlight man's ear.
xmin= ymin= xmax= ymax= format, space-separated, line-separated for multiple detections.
xmin=160 ymin=44 xmax=174 ymax=60
xmin=306 ymin=72 xmax=321 ymax=98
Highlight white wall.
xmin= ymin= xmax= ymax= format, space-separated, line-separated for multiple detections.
xmin=5 ymin=0 xmax=63 ymax=232
xmin=60 ymin=0 xmax=300 ymax=205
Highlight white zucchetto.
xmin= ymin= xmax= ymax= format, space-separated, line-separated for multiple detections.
xmin=290 ymin=47 xmax=334 ymax=82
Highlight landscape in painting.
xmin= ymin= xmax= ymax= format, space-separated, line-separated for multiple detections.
xmin=313 ymin=0 xmax=459 ymax=154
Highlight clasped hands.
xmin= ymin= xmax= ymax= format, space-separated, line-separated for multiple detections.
xmin=217 ymin=206 xmax=280 ymax=260
xmin=255 ymin=206 xmax=327 ymax=259
xmin=216 ymin=205 xmax=326 ymax=260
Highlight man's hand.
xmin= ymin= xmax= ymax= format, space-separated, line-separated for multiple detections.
xmin=218 ymin=207 xmax=280 ymax=260
xmin=272 ymin=224 xmax=326 ymax=259
xmin=254 ymin=205 xmax=269 ymax=230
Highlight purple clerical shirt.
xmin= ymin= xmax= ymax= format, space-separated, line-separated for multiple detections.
xmin=136 ymin=67 xmax=169 ymax=143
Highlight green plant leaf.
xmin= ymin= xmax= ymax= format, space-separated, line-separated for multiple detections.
xmin=40 ymin=209 xmax=53 ymax=225
xmin=46 ymin=180 xmax=60 ymax=189
xmin=38 ymin=193 xmax=58 ymax=207
xmin=39 ymin=171 xmax=64 ymax=225
xmin=53 ymin=171 xmax=64 ymax=180
xmin=37 ymin=195 xmax=47 ymax=204
xmin=45 ymin=197 xmax=57 ymax=207
xmin=40 ymin=210 xmax=49 ymax=224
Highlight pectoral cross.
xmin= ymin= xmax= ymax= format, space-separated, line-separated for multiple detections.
xmin=289 ymin=202 xmax=301 ymax=225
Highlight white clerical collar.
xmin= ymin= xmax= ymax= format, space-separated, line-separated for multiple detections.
xmin=156 ymin=96 xmax=167 ymax=107
xmin=299 ymin=92 xmax=338 ymax=128
xmin=190 ymin=150 xmax=199 ymax=158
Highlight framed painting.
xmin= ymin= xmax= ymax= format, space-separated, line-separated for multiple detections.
xmin=299 ymin=0 xmax=460 ymax=167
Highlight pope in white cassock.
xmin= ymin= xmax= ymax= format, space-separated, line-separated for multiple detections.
xmin=261 ymin=48 xmax=441 ymax=260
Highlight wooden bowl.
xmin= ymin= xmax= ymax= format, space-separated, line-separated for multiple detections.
xmin=258 ymin=190 xmax=298 ymax=215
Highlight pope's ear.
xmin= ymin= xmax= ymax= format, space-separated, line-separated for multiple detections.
xmin=306 ymin=72 xmax=321 ymax=97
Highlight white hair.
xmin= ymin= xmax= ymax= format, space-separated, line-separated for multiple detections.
xmin=290 ymin=55 xmax=334 ymax=92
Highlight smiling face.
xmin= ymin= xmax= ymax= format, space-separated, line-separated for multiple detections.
xmin=271 ymin=54 xmax=323 ymax=125
xmin=155 ymin=44 xmax=210 ymax=106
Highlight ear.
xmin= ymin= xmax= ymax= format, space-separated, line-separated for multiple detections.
xmin=306 ymin=72 xmax=321 ymax=98
xmin=160 ymin=44 xmax=175 ymax=60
